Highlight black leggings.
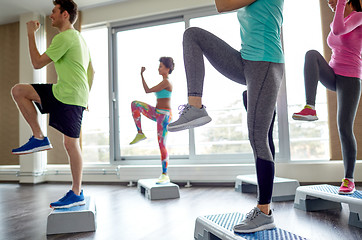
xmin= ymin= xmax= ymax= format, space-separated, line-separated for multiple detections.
xmin=304 ymin=50 xmax=361 ymax=178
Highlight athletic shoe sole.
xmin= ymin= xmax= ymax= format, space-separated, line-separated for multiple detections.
xmin=156 ymin=180 xmax=170 ymax=185
xmin=12 ymin=145 xmax=53 ymax=155
xmin=168 ymin=116 xmax=212 ymax=132
xmin=292 ymin=114 xmax=318 ymax=121
xmin=338 ymin=189 xmax=356 ymax=195
xmin=233 ymin=222 xmax=276 ymax=233
xmin=130 ymin=137 xmax=147 ymax=145
xmin=50 ymin=200 xmax=86 ymax=209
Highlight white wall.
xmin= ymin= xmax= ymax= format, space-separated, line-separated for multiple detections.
xmin=17 ymin=13 xmax=47 ymax=184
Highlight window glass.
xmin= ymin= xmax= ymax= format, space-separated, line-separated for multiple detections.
xmin=109 ymin=2 xmax=328 ymax=163
xmin=116 ymin=21 xmax=189 ymax=159
xmin=190 ymin=13 xmax=254 ymax=156
xmin=283 ymin=0 xmax=329 ymax=160
xmin=81 ymin=27 xmax=110 ymax=163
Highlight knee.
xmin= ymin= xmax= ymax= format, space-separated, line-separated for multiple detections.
xmin=305 ymin=50 xmax=320 ymax=62
xmin=11 ymin=84 xmax=23 ymax=100
xmin=183 ymin=27 xmax=200 ymax=43
xmin=63 ymin=138 xmax=79 ymax=153
xmin=131 ymin=101 xmax=139 ymax=109
xmin=338 ymin=124 xmax=353 ymax=141
xmin=160 ymin=148 xmax=168 ymax=159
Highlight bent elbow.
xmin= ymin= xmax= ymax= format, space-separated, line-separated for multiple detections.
xmin=32 ymin=59 xmax=44 ymax=69
xmin=331 ymin=25 xmax=346 ymax=36
xmin=215 ymin=5 xmax=228 ymax=13
xmin=215 ymin=1 xmax=231 ymax=13
xmin=33 ymin=63 xmax=42 ymax=70
xmin=331 ymin=29 xmax=341 ymax=35
xmin=215 ymin=7 xmax=223 ymax=13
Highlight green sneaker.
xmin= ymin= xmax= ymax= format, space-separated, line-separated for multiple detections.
xmin=156 ymin=173 xmax=170 ymax=184
xmin=129 ymin=133 xmax=147 ymax=145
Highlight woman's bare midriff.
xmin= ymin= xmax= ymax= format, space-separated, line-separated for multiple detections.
xmin=156 ymin=98 xmax=171 ymax=110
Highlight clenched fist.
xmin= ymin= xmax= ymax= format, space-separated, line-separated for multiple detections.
xmin=141 ymin=66 xmax=146 ymax=74
xmin=26 ymin=20 xmax=41 ymax=35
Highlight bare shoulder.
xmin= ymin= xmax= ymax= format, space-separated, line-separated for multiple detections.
xmin=164 ymin=79 xmax=173 ymax=91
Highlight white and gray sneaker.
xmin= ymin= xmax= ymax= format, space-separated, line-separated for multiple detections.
xmin=233 ymin=207 xmax=276 ymax=233
xmin=168 ymin=104 xmax=212 ymax=132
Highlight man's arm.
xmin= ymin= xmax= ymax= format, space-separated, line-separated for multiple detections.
xmin=87 ymin=61 xmax=95 ymax=91
xmin=215 ymin=0 xmax=257 ymax=13
xmin=27 ymin=21 xmax=52 ymax=69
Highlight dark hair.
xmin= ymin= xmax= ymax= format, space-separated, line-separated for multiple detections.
xmin=349 ymin=0 xmax=362 ymax=12
xmin=159 ymin=57 xmax=175 ymax=74
xmin=53 ymin=0 xmax=78 ymax=24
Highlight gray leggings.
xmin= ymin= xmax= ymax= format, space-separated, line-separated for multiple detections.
xmin=304 ymin=50 xmax=361 ymax=178
xmin=184 ymin=27 xmax=284 ymax=161
xmin=183 ymin=27 xmax=285 ymax=204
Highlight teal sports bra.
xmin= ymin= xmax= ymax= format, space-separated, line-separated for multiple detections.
xmin=155 ymin=89 xmax=172 ymax=99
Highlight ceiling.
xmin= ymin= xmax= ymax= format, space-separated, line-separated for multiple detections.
xmin=0 ymin=0 xmax=129 ymax=25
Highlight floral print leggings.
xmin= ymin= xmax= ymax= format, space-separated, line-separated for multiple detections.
xmin=131 ymin=101 xmax=172 ymax=174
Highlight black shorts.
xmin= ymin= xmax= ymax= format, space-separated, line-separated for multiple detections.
xmin=31 ymin=84 xmax=85 ymax=138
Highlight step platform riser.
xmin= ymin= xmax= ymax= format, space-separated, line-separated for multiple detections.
xmin=46 ymin=196 xmax=96 ymax=235
xmin=137 ymin=179 xmax=180 ymax=200
xmin=235 ymin=175 xmax=300 ymax=202
xmin=294 ymin=184 xmax=362 ymax=229
xmin=194 ymin=212 xmax=307 ymax=240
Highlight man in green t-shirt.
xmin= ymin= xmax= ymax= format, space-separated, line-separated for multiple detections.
xmin=11 ymin=0 xmax=94 ymax=209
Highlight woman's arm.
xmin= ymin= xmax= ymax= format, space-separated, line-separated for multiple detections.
xmin=140 ymin=67 xmax=151 ymax=93
xmin=332 ymin=0 xmax=362 ymax=35
xmin=147 ymin=80 xmax=171 ymax=93
xmin=141 ymin=67 xmax=171 ymax=93
xmin=215 ymin=0 xmax=257 ymax=13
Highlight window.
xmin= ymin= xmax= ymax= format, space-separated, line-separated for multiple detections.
xmin=81 ymin=27 xmax=110 ymax=163
xmin=111 ymin=11 xmax=259 ymax=163
xmin=189 ymin=13 xmax=253 ymax=156
xmin=283 ymin=0 xmax=329 ymax=161
xmin=114 ymin=19 xmax=188 ymax=161
xmin=106 ymin=2 xmax=328 ymax=164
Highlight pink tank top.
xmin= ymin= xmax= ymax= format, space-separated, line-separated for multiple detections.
xmin=327 ymin=0 xmax=362 ymax=79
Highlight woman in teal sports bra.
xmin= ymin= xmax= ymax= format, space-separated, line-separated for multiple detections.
xmin=130 ymin=57 xmax=174 ymax=184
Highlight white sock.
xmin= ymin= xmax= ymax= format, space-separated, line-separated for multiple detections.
xmin=306 ymin=104 xmax=315 ymax=110
xmin=346 ymin=178 xmax=354 ymax=183
xmin=34 ymin=136 xmax=44 ymax=140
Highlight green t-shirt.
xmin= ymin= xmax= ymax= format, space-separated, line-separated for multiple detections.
xmin=237 ymin=0 xmax=284 ymax=63
xmin=45 ymin=29 xmax=91 ymax=107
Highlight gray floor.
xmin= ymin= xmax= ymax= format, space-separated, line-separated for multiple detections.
xmin=0 ymin=182 xmax=361 ymax=240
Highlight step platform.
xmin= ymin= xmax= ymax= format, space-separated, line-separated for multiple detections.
xmin=46 ymin=196 xmax=96 ymax=235
xmin=235 ymin=174 xmax=300 ymax=202
xmin=194 ymin=212 xmax=308 ymax=240
xmin=137 ymin=178 xmax=180 ymax=200
xmin=294 ymin=184 xmax=362 ymax=228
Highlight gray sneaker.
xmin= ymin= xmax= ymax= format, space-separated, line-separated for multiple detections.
xmin=168 ymin=104 xmax=212 ymax=132
xmin=233 ymin=207 xmax=276 ymax=233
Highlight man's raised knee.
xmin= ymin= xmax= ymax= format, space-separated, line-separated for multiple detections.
xmin=11 ymin=84 xmax=23 ymax=100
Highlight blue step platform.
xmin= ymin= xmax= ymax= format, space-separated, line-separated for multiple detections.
xmin=235 ymin=175 xmax=300 ymax=202
xmin=46 ymin=196 xmax=96 ymax=235
xmin=194 ymin=212 xmax=308 ymax=240
xmin=137 ymin=178 xmax=180 ymax=200
xmin=294 ymin=184 xmax=362 ymax=228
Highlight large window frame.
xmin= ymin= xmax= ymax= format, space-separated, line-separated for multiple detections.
xmin=108 ymin=5 xmax=326 ymax=165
